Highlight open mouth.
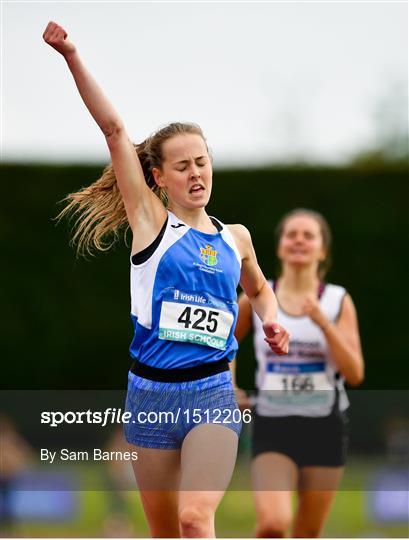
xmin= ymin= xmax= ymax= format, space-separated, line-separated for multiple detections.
xmin=189 ymin=184 xmax=205 ymax=194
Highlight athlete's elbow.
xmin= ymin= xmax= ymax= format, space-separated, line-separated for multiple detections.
xmin=346 ymin=362 xmax=364 ymax=386
xmin=248 ymin=279 xmax=268 ymax=303
xmin=103 ymin=119 xmax=125 ymax=142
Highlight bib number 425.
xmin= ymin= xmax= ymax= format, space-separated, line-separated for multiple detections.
xmin=178 ymin=306 xmax=219 ymax=333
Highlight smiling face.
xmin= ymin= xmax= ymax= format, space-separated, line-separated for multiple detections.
xmin=152 ymin=133 xmax=212 ymax=210
xmin=277 ymin=214 xmax=326 ymax=272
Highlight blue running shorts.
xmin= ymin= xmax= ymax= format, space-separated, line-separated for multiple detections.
xmin=124 ymin=369 xmax=242 ymax=449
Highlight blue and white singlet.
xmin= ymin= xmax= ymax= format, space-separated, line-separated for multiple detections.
xmin=253 ymin=281 xmax=349 ymax=417
xmin=129 ymin=210 xmax=242 ymax=369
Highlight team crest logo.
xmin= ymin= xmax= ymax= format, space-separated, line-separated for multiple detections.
xmin=200 ymin=245 xmax=218 ymax=266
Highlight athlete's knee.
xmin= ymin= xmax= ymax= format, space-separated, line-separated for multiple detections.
xmin=179 ymin=505 xmax=213 ymax=538
xmin=256 ymin=513 xmax=292 ymax=538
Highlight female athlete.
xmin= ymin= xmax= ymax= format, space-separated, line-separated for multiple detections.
xmin=43 ymin=21 xmax=289 ymax=538
xmin=235 ymin=209 xmax=364 ymax=538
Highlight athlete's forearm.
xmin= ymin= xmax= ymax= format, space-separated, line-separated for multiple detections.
xmin=248 ymin=280 xmax=278 ymax=325
xmin=321 ymin=323 xmax=364 ymax=385
xmin=64 ymin=50 xmax=123 ymax=137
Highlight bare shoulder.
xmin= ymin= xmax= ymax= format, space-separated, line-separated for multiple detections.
xmin=226 ymin=224 xmax=252 ymax=259
xmin=340 ymin=293 xmax=358 ymax=318
xmin=226 ymin=223 xmax=252 ymax=243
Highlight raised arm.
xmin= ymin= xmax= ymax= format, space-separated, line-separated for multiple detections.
xmin=42 ymin=22 xmax=166 ymax=240
xmin=229 ymin=225 xmax=289 ymax=355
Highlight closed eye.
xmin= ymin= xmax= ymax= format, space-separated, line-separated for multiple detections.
xmin=176 ymin=160 xmax=206 ymax=172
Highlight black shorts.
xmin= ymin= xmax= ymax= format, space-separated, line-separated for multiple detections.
xmin=251 ymin=410 xmax=349 ymax=467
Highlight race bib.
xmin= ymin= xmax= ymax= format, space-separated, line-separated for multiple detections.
xmin=259 ymin=361 xmax=334 ymax=408
xmin=158 ymin=288 xmax=234 ymax=350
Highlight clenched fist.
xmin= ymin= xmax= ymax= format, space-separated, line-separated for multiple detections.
xmin=263 ymin=322 xmax=289 ymax=355
xmin=43 ymin=21 xmax=76 ymax=56
xmin=301 ymin=294 xmax=329 ymax=330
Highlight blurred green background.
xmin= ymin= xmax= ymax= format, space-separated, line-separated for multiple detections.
xmin=1 ymin=162 xmax=408 ymax=538
xmin=3 ymin=459 xmax=408 ymax=538
xmin=1 ymin=163 xmax=408 ymax=390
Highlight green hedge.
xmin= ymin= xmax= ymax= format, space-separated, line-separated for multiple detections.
xmin=1 ymin=164 xmax=408 ymax=390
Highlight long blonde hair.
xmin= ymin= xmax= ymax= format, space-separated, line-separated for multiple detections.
xmin=57 ymin=122 xmax=207 ymax=256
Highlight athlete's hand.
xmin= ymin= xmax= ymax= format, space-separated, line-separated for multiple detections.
xmin=43 ymin=21 xmax=76 ymax=57
xmin=263 ymin=322 xmax=289 ymax=355
xmin=301 ymin=295 xmax=329 ymax=330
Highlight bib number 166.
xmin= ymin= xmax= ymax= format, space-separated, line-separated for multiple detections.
xmin=281 ymin=375 xmax=314 ymax=394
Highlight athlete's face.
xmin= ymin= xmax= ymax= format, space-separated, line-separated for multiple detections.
xmin=278 ymin=215 xmax=325 ymax=270
xmin=153 ymin=134 xmax=212 ymax=209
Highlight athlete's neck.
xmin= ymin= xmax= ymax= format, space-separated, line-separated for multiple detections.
xmin=168 ymin=205 xmax=217 ymax=233
xmin=278 ymin=265 xmax=320 ymax=294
